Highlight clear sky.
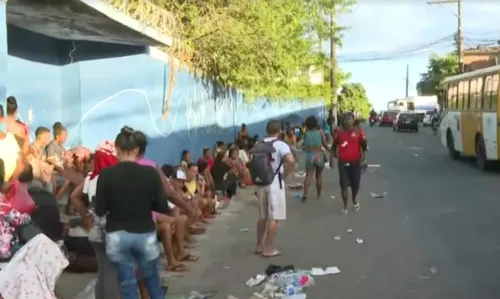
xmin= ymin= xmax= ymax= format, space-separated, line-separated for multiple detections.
xmin=334 ymin=0 xmax=500 ymax=110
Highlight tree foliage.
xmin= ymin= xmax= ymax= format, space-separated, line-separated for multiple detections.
xmin=129 ymin=0 xmax=355 ymax=102
xmin=337 ymin=83 xmax=371 ymax=117
xmin=417 ymin=53 xmax=458 ymax=96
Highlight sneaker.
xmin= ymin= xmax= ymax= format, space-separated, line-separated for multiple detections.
xmin=342 ymin=209 xmax=348 ymax=215
xmin=353 ymin=203 xmax=360 ymax=211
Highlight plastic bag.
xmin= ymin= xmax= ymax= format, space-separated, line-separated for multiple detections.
xmin=10 ymin=182 xmax=35 ymax=214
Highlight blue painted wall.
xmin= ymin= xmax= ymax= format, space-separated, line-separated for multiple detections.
xmin=5 ymin=25 xmax=325 ymax=165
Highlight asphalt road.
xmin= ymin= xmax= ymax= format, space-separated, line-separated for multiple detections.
xmin=59 ymin=125 xmax=500 ymax=298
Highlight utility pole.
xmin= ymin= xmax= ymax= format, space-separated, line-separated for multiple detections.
xmin=328 ymin=5 xmax=337 ymax=125
xmin=405 ymin=64 xmax=409 ymax=98
xmin=427 ymin=0 xmax=463 ymax=73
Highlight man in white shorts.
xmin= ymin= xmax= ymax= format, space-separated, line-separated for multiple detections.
xmin=254 ymin=120 xmax=295 ymax=257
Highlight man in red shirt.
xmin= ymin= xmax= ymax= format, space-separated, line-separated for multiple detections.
xmin=332 ymin=113 xmax=368 ymax=215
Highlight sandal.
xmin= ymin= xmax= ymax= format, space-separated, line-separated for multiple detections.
xmin=301 ymin=196 xmax=307 ymax=203
xmin=167 ymin=263 xmax=188 ymax=272
xmin=262 ymin=250 xmax=282 ymax=258
xmin=179 ymin=254 xmax=199 ymax=262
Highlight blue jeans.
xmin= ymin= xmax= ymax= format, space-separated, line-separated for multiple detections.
xmin=105 ymin=231 xmax=164 ymax=299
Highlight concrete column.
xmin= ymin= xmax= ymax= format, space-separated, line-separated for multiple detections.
xmin=0 ymin=1 xmax=7 ymax=101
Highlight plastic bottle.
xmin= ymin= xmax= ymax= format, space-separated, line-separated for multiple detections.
xmin=281 ymin=284 xmax=303 ymax=296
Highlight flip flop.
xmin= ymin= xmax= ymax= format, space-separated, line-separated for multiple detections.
xmin=167 ymin=263 xmax=188 ymax=272
xmin=262 ymin=250 xmax=282 ymax=258
xmin=254 ymin=249 xmax=263 ymax=255
xmin=179 ymin=254 xmax=199 ymax=262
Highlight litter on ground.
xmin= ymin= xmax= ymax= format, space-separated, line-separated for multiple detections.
xmin=347 ymin=229 xmax=352 ymax=234
xmin=334 ymin=235 xmax=341 ymax=241
xmin=370 ymin=192 xmax=386 ymax=198
xmin=310 ymin=267 xmax=341 ymax=276
xmin=356 ymin=238 xmax=364 ymax=244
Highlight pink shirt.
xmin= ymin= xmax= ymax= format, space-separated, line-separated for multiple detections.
xmin=136 ymin=158 xmax=159 ymax=221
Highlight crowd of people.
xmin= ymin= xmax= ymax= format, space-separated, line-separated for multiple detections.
xmin=0 ymin=97 xmax=269 ymax=298
xmin=0 ymin=94 xmax=368 ymax=298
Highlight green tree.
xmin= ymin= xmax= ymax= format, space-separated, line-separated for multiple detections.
xmin=337 ymin=83 xmax=371 ymax=117
xmin=417 ymin=53 xmax=458 ymax=96
xmin=109 ymin=0 xmax=355 ymax=102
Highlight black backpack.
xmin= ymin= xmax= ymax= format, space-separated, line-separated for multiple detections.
xmin=249 ymin=140 xmax=282 ymax=187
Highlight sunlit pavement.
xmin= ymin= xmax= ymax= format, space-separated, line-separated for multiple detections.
xmin=59 ymin=125 xmax=500 ymax=298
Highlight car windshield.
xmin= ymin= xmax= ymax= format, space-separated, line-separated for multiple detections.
xmin=384 ymin=111 xmax=398 ymax=117
xmin=400 ymin=114 xmax=415 ymax=119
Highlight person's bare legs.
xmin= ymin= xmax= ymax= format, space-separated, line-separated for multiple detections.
xmin=315 ymin=166 xmax=324 ymax=199
xmin=302 ymin=167 xmax=314 ymax=202
xmin=262 ymin=219 xmax=278 ymax=256
xmin=255 ymin=218 xmax=267 ymax=254
xmin=174 ymin=215 xmax=197 ymax=262
xmin=157 ymin=222 xmax=186 ymax=272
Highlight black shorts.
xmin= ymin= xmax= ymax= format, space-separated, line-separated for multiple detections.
xmin=338 ymin=161 xmax=361 ymax=190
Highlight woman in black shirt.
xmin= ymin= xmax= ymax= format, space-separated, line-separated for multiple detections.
xmin=94 ymin=127 xmax=168 ymax=299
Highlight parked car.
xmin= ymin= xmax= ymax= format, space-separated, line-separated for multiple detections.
xmin=393 ymin=112 xmax=419 ymax=132
xmin=379 ymin=110 xmax=398 ymax=126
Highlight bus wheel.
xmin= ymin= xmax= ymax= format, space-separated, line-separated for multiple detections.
xmin=446 ymin=130 xmax=459 ymax=160
xmin=475 ymin=135 xmax=488 ymax=171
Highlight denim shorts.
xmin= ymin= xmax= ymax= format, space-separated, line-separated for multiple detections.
xmin=105 ymin=230 xmax=159 ymax=263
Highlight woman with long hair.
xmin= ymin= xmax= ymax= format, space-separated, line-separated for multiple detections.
xmin=302 ymin=115 xmax=329 ymax=202
xmin=94 ymin=127 xmax=168 ymax=299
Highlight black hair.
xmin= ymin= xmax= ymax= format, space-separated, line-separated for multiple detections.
xmin=215 ymin=141 xmax=225 ymax=148
xmin=53 ymin=122 xmax=66 ymax=138
xmin=0 ymin=104 xmax=3 ymax=118
xmin=115 ymin=126 xmax=138 ymax=152
xmin=202 ymin=147 xmax=210 ymax=156
xmin=6 ymin=96 xmax=17 ymax=116
xmin=215 ymin=151 xmax=225 ymax=161
xmin=181 ymin=150 xmax=190 ymax=161
xmin=186 ymin=162 xmax=197 ymax=170
xmin=161 ymin=164 xmax=174 ymax=178
xmin=226 ymin=142 xmax=233 ymax=149
xmin=53 ymin=122 xmax=62 ymax=131
xmin=35 ymin=126 xmax=50 ymax=138
xmin=266 ymin=119 xmax=281 ymax=135
xmin=18 ymin=164 xmax=33 ymax=183
xmin=197 ymin=160 xmax=208 ymax=173
xmin=305 ymin=115 xmax=319 ymax=130
xmin=0 ymin=158 xmax=4 ymax=189
xmin=135 ymin=131 xmax=147 ymax=156
xmin=228 ymin=147 xmax=238 ymax=157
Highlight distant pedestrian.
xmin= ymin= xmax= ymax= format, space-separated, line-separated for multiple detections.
xmin=302 ymin=116 xmax=329 ymax=201
xmin=250 ymin=120 xmax=294 ymax=257
xmin=332 ymin=113 xmax=368 ymax=215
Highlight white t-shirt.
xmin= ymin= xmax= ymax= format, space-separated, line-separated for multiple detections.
xmin=262 ymin=137 xmax=291 ymax=176
xmin=238 ymin=149 xmax=249 ymax=164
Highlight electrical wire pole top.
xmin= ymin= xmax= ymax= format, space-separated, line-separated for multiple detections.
xmin=427 ymin=0 xmax=463 ymax=73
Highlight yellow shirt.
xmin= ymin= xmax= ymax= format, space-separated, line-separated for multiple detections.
xmin=184 ymin=180 xmax=197 ymax=195
xmin=0 ymin=133 xmax=20 ymax=182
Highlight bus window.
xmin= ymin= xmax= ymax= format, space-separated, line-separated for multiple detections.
xmin=457 ymin=81 xmax=464 ymax=109
xmin=447 ymin=84 xmax=453 ymax=109
xmin=485 ymin=75 xmax=493 ymax=110
xmin=452 ymin=83 xmax=458 ymax=109
xmin=477 ymin=77 xmax=484 ymax=109
xmin=463 ymin=80 xmax=470 ymax=109
xmin=469 ymin=79 xmax=477 ymax=109
xmin=491 ymin=74 xmax=499 ymax=110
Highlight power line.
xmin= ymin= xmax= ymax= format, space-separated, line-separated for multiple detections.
xmin=336 ymin=33 xmax=499 ymax=63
